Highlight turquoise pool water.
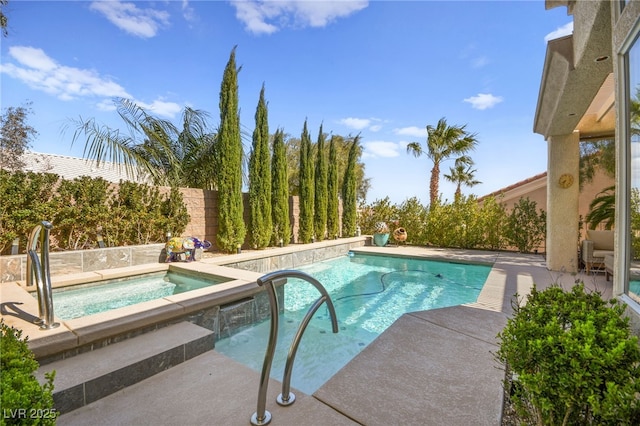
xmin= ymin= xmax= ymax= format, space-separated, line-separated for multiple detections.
xmin=40 ymin=271 xmax=230 ymax=320
xmin=215 ymin=253 xmax=491 ymax=394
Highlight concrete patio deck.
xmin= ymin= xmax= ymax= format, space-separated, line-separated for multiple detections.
xmin=51 ymin=247 xmax=612 ymax=425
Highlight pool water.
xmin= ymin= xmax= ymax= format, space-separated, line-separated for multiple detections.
xmin=215 ymin=253 xmax=491 ymax=394
xmin=42 ymin=271 xmax=230 ymax=320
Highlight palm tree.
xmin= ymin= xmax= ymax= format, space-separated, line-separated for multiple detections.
xmin=586 ymin=185 xmax=615 ymax=230
xmin=406 ymin=117 xmax=478 ymax=207
xmin=444 ymin=160 xmax=481 ymax=200
xmin=68 ymin=97 xmax=218 ymax=189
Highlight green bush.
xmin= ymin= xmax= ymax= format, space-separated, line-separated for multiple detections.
xmin=359 ymin=195 xmax=512 ymax=249
xmin=0 ymin=170 xmax=60 ymax=254
xmin=0 ymin=170 xmax=189 ymax=254
xmin=104 ymin=181 xmax=189 ymax=246
xmin=358 ymin=197 xmax=398 ymax=235
xmin=505 ymin=197 xmax=546 ymax=253
xmin=52 ymin=176 xmax=114 ymax=250
xmin=496 ymin=284 xmax=640 ymax=425
xmin=0 ymin=320 xmax=57 ymax=425
xmin=394 ymin=197 xmax=428 ymax=244
xmin=478 ymin=195 xmax=508 ymax=251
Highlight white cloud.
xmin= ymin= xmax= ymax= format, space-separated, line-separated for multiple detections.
xmin=137 ymin=99 xmax=183 ymax=119
xmin=0 ymin=46 xmax=132 ymax=101
xmin=182 ymin=0 xmax=197 ymax=23
xmin=8 ymin=46 xmax=57 ymax=71
xmin=90 ymin=1 xmax=170 ymax=38
xmin=96 ymin=99 xmax=118 ymax=112
xmin=463 ymin=93 xmax=503 ymax=110
xmin=232 ymin=1 xmax=279 ymax=34
xmin=394 ymin=126 xmax=426 ymax=138
xmin=231 ymin=0 xmax=368 ymax=35
xmin=544 ymin=22 xmax=573 ymax=42
xmin=1 ymin=46 xmax=182 ymax=119
xmin=340 ymin=117 xmax=371 ymax=130
xmin=339 ymin=116 xmax=384 ymax=132
xmin=363 ymin=140 xmax=404 ymax=158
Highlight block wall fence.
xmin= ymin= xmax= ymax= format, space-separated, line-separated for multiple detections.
xmin=163 ymin=187 xmax=343 ymax=251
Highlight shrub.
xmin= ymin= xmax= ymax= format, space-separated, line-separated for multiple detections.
xmin=0 ymin=170 xmax=189 ymax=253
xmin=505 ymin=197 xmax=546 ymax=253
xmin=358 ymin=197 xmax=398 ymax=235
xmin=0 ymin=320 xmax=57 ymax=425
xmin=478 ymin=195 xmax=508 ymax=251
xmin=496 ymin=284 xmax=640 ymax=425
xmin=52 ymin=176 xmax=114 ymax=250
xmin=394 ymin=197 xmax=428 ymax=245
xmin=0 ymin=170 xmax=60 ymax=254
xmin=105 ymin=181 xmax=189 ymax=246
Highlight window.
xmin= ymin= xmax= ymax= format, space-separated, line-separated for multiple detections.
xmin=627 ymin=34 xmax=640 ymax=302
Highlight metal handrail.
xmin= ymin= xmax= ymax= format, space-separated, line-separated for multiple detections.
xmin=26 ymin=221 xmax=59 ymax=330
xmin=251 ymin=270 xmax=338 ymax=426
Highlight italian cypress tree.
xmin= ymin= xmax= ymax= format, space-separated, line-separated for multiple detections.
xmin=327 ymin=135 xmax=340 ymax=239
xmin=313 ymin=124 xmax=328 ymax=241
xmin=271 ymin=129 xmax=291 ymax=246
xmin=216 ymin=46 xmax=246 ymax=253
xmin=248 ymin=84 xmax=272 ymax=249
xmin=298 ymin=119 xmax=314 ymax=243
xmin=342 ymin=136 xmax=359 ymax=237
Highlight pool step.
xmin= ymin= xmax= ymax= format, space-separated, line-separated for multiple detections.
xmin=35 ymin=322 xmax=214 ymax=414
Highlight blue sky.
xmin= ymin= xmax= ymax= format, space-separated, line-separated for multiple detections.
xmin=1 ymin=0 xmax=573 ymax=205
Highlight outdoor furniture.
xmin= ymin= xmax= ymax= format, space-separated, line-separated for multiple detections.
xmin=581 ymin=230 xmax=614 ymax=273
xmin=605 ymin=254 xmax=614 ymax=281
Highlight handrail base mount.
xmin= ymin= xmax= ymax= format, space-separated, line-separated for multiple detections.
xmin=276 ymin=392 xmax=295 ymax=406
xmin=39 ymin=321 xmax=60 ymax=330
xmin=250 ymin=410 xmax=272 ymax=425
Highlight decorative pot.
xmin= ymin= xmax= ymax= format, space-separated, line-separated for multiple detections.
xmin=393 ymin=227 xmax=407 ymax=243
xmin=373 ymin=233 xmax=390 ymax=247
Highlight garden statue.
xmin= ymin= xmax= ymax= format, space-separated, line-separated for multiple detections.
xmin=165 ymin=237 xmax=212 ymax=262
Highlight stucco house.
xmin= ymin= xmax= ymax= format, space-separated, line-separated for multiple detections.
xmin=533 ymin=0 xmax=640 ymax=327
xmin=478 ymin=168 xmax=614 ymax=254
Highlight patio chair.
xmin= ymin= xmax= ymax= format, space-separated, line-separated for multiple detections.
xmin=581 ymin=230 xmax=614 ymax=273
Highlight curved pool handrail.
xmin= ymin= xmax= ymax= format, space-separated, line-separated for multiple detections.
xmin=250 ymin=269 xmax=339 ymax=426
xmin=27 ymin=221 xmax=59 ymax=330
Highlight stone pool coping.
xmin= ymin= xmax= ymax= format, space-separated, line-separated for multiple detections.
xmin=1 ymin=263 xmax=261 ymax=359
xmin=0 ymin=237 xmax=367 ymax=360
xmin=4 ymin=240 xmax=583 ymax=363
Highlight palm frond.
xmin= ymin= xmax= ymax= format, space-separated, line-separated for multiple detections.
xmin=586 ymin=185 xmax=615 ymax=229
xmin=406 ymin=142 xmax=423 ymax=157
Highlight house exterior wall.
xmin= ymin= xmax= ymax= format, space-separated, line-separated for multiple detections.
xmin=537 ymin=0 xmax=640 ymax=327
xmin=479 ymin=168 xmax=614 ymax=254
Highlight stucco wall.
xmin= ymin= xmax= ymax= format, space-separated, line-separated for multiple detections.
xmin=481 ymin=168 xmax=614 ymax=253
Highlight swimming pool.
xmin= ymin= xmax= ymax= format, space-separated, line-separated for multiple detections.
xmin=215 ymin=252 xmax=491 ymax=394
xmin=39 ymin=271 xmax=232 ymax=320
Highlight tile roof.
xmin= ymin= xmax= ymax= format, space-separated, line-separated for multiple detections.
xmin=478 ymin=171 xmax=547 ymax=201
xmin=20 ymin=151 xmax=151 ymax=184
